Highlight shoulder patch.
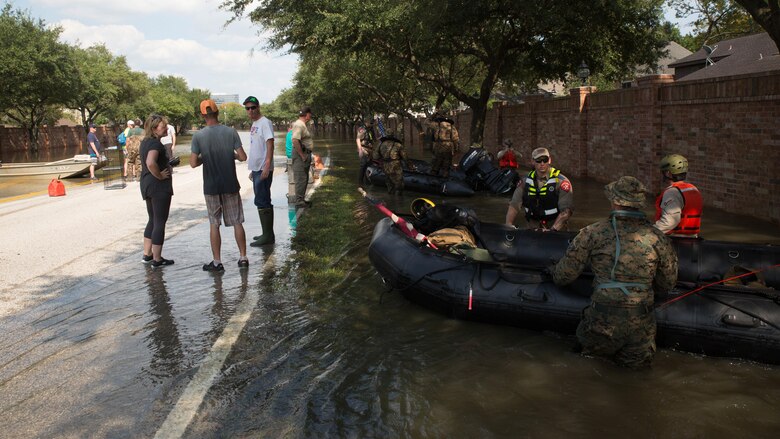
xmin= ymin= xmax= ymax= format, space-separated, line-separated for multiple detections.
xmin=560 ymin=180 xmax=572 ymax=192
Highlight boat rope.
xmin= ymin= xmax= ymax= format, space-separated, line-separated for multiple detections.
xmin=658 ymin=263 xmax=780 ymax=309
xmin=393 ymin=261 xmax=473 ymax=293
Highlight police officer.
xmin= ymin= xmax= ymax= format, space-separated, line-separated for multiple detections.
xmin=505 ymin=147 xmax=573 ymax=231
xmin=655 ymin=154 xmax=703 ymax=237
xmin=429 ymin=113 xmax=459 ymax=178
xmin=356 ymin=118 xmax=375 ymax=186
xmin=378 ymin=128 xmax=412 ymax=195
xmin=552 ymin=176 xmax=678 ymax=368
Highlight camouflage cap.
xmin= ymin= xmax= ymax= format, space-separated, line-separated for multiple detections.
xmin=604 ymin=176 xmax=647 ymax=208
xmin=531 ymin=147 xmax=550 ymax=159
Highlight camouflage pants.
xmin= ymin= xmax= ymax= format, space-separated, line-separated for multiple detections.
xmin=576 ymin=304 xmax=656 ymax=368
xmin=384 ymin=160 xmax=404 ymax=195
xmin=430 ymin=142 xmax=454 ymax=178
xmin=125 ymin=137 xmax=142 ymax=178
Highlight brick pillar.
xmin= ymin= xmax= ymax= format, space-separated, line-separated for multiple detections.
xmin=569 ymin=86 xmax=596 ymax=177
xmin=636 ymin=74 xmax=675 ymax=192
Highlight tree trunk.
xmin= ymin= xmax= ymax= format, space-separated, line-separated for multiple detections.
xmin=735 ymin=0 xmax=780 ymax=52
xmin=27 ymin=126 xmax=40 ymax=155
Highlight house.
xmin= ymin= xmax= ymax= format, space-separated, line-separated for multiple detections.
xmin=619 ymin=41 xmax=692 ymax=88
xmin=669 ymin=32 xmax=780 ymax=81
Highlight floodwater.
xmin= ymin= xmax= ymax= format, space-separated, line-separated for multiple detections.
xmin=1 ymin=135 xmax=779 ymax=438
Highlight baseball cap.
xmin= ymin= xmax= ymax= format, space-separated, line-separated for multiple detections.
xmin=531 ymin=147 xmax=550 ymax=159
xmin=127 ymin=120 xmax=135 ymax=126
xmin=299 ymin=106 xmax=313 ymax=117
xmin=243 ymin=96 xmax=259 ymax=106
xmin=88 ymin=123 xmax=96 ymax=128
xmin=200 ymin=99 xmax=219 ymax=115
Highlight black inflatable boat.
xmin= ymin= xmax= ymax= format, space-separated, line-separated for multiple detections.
xmin=368 ymin=217 xmax=780 ymax=364
xmin=365 ymin=160 xmax=476 ymax=197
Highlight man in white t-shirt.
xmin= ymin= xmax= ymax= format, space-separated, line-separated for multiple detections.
xmin=244 ymin=95 xmax=276 ymax=246
xmin=160 ymin=123 xmax=177 ymax=162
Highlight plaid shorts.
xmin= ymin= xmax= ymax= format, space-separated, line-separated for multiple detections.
xmin=204 ymin=192 xmax=244 ymax=226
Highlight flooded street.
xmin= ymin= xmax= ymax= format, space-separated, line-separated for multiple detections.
xmin=1 ymin=135 xmax=779 ymax=437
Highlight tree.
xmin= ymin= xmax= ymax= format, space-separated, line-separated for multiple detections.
xmin=223 ymin=0 xmax=669 ymax=143
xmin=263 ymin=88 xmax=300 ymax=124
xmin=220 ymin=102 xmax=247 ymax=128
xmin=149 ymin=75 xmax=199 ymax=134
xmin=669 ymin=0 xmax=764 ymax=50
xmin=185 ymin=88 xmax=211 ymax=132
xmin=0 ymin=5 xmax=75 ymax=153
xmin=734 ymin=0 xmax=780 ymax=50
xmin=68 ymin=44 xmax=144 ymax=132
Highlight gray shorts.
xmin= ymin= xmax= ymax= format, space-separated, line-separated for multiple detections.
xmin=205 ymin=193 xmax=244 ymax=226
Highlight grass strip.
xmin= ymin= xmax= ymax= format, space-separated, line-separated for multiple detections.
xmin=287 ymin=164 xmax=361 ymax=291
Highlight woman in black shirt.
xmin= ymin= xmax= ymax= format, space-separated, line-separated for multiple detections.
xmin=140 ymin=114 xmax=174 ymax=267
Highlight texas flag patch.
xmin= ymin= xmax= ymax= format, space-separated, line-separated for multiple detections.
xmin=560 ymin=179 xmax=572 ymax=192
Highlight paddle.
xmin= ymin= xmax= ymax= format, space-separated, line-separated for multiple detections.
xmin=358 ymin=187 xmax=438 ymax=249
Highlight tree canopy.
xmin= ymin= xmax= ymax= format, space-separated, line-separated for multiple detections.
xmin=223 ymin=0 xmax=670 ymax=143
xmin=0 ymin=5 xmax=75 ymax=152
xmin=0 ymin=4 xmax=211 ymax=152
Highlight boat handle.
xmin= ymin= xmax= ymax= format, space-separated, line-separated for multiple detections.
xmin=728 ymin=250 xmax=739 ymax=259
xmin=721 ymin=313 xmax=759 ymax=328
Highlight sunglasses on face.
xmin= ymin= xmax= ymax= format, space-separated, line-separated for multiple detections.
xmin=245 ymin=106 xmax=259 ymax=111
xmin=534 ymin=157 xmax=549 ymax=164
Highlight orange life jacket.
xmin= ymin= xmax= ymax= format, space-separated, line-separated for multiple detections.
xmin=499 ymin=149 xmax=518 ymax=169
xmin=655 ymin=181 xmax=702 ymax=235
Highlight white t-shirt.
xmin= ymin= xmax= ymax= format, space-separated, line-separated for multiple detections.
xmin=247 ymin=116 xmax=275 ymax=172
xmin=160 ymin=124 xmax=175 ymax=145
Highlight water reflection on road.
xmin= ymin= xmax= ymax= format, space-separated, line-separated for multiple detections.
xmin=0 ymin=136 xmax=778 ymax=438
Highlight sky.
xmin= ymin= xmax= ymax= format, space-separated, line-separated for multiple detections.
xmin=12 ymin=0 xmax=299 ymax=104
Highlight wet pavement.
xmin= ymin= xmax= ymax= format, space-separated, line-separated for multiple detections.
xmin=1 ymin=136 xmax=779 ymax=438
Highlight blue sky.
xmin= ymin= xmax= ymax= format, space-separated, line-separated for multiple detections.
xmin=12 ymin=0 xmax=299 ymax=104
xmin=11 ymin=0 xmax=691 ymax=105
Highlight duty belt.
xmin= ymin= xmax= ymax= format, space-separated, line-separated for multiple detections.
xmin=591 ymin=302 xmax=654 ymax=317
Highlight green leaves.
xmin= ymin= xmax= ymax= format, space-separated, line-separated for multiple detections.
xmin=0 ymin=5 xmax=76 ymax=152
xmin=223 ymin=0 xmax=669 ymax=143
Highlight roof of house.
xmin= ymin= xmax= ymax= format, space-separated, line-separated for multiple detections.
xmin=658 ymin=41 xmax=694 ymax=74
xmin=669 ymin=32 xmax=780 ymax=81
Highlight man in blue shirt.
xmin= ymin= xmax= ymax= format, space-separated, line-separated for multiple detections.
xmin=86 ymin=123 xmax=102 ymax=181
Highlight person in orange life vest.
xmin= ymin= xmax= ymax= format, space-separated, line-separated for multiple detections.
xmin=496 ymin=139 xmax=519 ymax=169
xmin=505 ymin=147 xmax=573 ymax=231
xmin=654 ymin=154 xmax=703 ymax=237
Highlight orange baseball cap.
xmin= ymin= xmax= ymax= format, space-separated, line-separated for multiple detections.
xmin=200 ymin=99 xmax=219 ymax=115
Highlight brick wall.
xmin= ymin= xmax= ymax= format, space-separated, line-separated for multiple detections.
xmin=434 ymin=71 xmax=780 ymax=224
xmin=0 ymin=125 xmax=120 ymax=157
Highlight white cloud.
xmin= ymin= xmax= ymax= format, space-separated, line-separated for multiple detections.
xmin=17 ymin=0 xmax=298 ymax=103
xmin=56 ymin=19 xmax=144 ymax=52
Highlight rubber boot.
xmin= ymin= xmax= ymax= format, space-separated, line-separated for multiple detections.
xmin=251 ymin=208 xmax=275 ymax=246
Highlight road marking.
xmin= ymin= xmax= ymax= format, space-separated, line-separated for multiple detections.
xmin=154 ymin=256 xmax=270 ymax=438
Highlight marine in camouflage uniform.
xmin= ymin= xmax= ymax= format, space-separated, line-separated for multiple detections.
xmin=378 ymin=128 xmax=411 ymax=195
xmin=552 ymin=176 xmax=678 ymax=368
xmin=430 ymin=115 xmax=459 ymax=178
xmin=356 ymin=119 xmax=375 ymax=186
xmin=124 ymin=122 xmax=145 ymax=180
